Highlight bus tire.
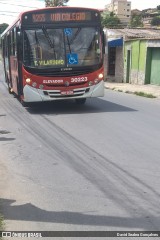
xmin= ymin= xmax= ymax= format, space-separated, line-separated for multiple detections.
xmin=21 ymin=100 xmax=28 ymax=107
xmin=75 ymin=98 xmax=86 ymax=105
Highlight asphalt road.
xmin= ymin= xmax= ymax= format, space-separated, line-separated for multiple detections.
xmin=0 ymin=63 xmax=160 ymax=237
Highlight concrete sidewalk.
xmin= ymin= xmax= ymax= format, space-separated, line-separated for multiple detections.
xmin=104 ymin=82 xmax=160 ymax=99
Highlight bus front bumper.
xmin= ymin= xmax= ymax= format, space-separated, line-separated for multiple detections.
xmin=23 ymin=80 xmax=104 ymax=103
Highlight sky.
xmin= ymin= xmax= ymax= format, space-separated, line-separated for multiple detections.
xmin=0 ymin=0 xmax=160 ymax=25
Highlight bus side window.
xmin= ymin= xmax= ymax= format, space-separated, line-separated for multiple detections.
xmin=13 ymin=27 xmax=17 ymax=56
xmin=10 ymin=30 xmax=13 ymax=55
xmin=8 ymin=33 xmax=11 ymax=56
xmin=10 ymin=28 xmax=16 ymax=56
xmin=4 ymin=37 xmax=8 ymax=57
xmin=16 ymin=29 xmax=22 ymax=61
xmin=2 ymin=38 xmax=5 ymax=57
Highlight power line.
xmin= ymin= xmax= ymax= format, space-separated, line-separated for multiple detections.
xmin=0 ymin=0 xmax=45 ymax=23
xmin=0 ymin=13 xmax=17 ymax=17
xmin=0 ymin=11 xmax=19 ymax=14
xmin=0 ymin=1 xmax=41 ymax=8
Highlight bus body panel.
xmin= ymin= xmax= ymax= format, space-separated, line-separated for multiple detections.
xmin=23 ymin=80 xmax=104 ymax=102
xmin=21 ymin=65 xmax=104 ymax=102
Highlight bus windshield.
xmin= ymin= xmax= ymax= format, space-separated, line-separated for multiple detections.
xmin=23 ymin=27 xmax=102 ymax=68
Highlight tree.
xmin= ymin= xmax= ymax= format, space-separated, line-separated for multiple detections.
xmin=0 ymin=23 xmax=9 ymax=34
xmin=101 ymin=12 xmax=120 ymax=27
xmin=157 ymin=5 xmax=160 ymax=10
xmin=45 ymin=0 xmax=69 ymax=7
xmin=151 ymin=16 xmax=160 ymax=26
xmin=130 ymin=14 xmax=143 ymax=27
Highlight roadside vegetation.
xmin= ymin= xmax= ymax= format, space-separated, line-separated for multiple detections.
xmin=123 ymin=90 xmax=156 ymax=98
xmin=134 ymin=92 xmax=156 ymax=98
xmin=107 ymin=87 xmax=157 ymax=98
xmin=101 ymin=11 xmax=121 ymax=27
xmin=0 ymin=23 xmax=9 ymax=35
xmin=0 ymin=213 xmax=4 ymax=240
xmin=0 ymin=213 xmax=4 ymax=230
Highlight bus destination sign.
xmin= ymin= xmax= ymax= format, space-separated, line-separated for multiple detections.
xmin=23 ymin=11 xmax=98 ymax=24
xmin=32 ymin=12 xmax=92 ymax=23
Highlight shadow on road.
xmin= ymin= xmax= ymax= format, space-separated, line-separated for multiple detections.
xmin=0 ymin=198 xmax=156 ymax=229
xmin=0 ymin=137 xmax=15 ymax=142
xmin=26 ymin=98 xmax=137 ymax=115
xmin=0 ymin=130 xmax=15 ymax=141
xmin=0 ymin=130 xmax=11 ymax=134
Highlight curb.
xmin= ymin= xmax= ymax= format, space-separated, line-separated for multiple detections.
xmin=104 ymin=82 xmax=160 ymax=99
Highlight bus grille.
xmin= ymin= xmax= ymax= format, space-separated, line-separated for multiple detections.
xmin=35 ymin=69 xmax=93 ymax=77
xmin=43 ymin=87 xmax=90 ymax=98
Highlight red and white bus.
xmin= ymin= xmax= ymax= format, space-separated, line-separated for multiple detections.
xmin=1 ymin=7 xmax=105 ymax=105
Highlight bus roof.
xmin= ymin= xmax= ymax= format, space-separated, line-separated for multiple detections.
xmin=1 ymin=6 xmax=100 ymax=37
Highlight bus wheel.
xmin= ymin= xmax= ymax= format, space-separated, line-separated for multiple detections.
xmin=75 ymin=98 xmax=86 ymax=105
xmin=21 ymin=100 xmax=28 ymax=107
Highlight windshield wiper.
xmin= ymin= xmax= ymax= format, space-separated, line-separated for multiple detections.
xmin=66 ymin=35 xmax=72 ymax=54
xmin=34 ymin=30 xmax=40 ymax=66
xmin=70 ymin=28 xmax=81 ymax=45
xmin=42 ymin=26 xmax=57 ymax=59
xmin=65 ymin=28 xmax=81 ymax=54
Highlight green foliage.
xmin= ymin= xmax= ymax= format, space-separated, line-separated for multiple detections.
xmin=101 ymin=12 xmax=120 ymax=27
xmin=130 ymin=14 xmax=143 ymax=27
xmin=0 ymin=23 xmax=9 ymax=34
xmin=0 ymin=213 xmax=4 ymax=237
xmin=151 ymin=16 xmax=160 ymax=26
xmin=45 ymin=0 xmax=69 ymax=7
xmin=157 ymin=5 xmax=160 ymax=10
xmin=134 ymin=92 xmax=156 ymax=98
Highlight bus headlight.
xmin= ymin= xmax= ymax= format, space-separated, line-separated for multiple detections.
xmin=26 ymin=78 xmax=31 ymax=84
xmin=98 ymin=73 xmax=103 ymax=79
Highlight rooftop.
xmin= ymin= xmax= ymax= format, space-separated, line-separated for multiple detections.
xmin=105 ymin=28 xmax=160 ymax=39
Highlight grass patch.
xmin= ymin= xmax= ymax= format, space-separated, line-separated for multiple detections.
xmin=0 ymin=213 xmax=4 ymax=240
xmin=134 ymin=91 xmax=156 ymax=98
xmin=125 ymin=90 xmax=132 ymax=94
xmin=0 ymin=214 xmax=4 ymax=229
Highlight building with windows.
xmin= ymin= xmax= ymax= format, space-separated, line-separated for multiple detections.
xmin=105 ymin=0 xmax=131 ymax=25
xmin=105 ymin=28 xmax=160 ymax=85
